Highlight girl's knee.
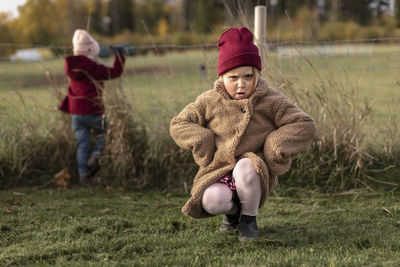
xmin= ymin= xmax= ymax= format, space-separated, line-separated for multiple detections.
xmin=202 ymin=183 xmax=232 ymax=215
xmin=235 ymin=158 xmax=255 ymax=171
xmin=233 ymin=158 xmax=259 ymax=184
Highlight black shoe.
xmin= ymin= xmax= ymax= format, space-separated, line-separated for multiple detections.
xmin=220 ymin=196 xmax=241 ymax=232
xmin=238 ymin=215 xmax=259 ymax=242
xmin=220 ymin=213 xmax=240 ymax=232
xmin=87 ymin=157 xmax=100 ymax=177
xmin=79 ymin=176 xmax=91 ymax=186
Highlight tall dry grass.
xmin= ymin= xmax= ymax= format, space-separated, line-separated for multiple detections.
xmin=269 ymin=70 xmax=377 ymax=190
xmin=0 ymin=104 xmax=76 ymax=188
xmin=100 ymin=79 xmax=198 ymax=191
xmin=0 ymin=61 xmax=75 ymax=187
xmin=99 ymin=81 xmax=148 ymax=187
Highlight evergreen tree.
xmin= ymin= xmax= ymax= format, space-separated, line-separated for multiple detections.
xmin=134 ymin=0 xmax=164 ymax=34
xmin=191 ymin=0 xmax=226 ymax=33
xmin=108 ymin=0 xmax=135 ymax=35
xmin=90 ymin=0 xmax=104 ymax=34
xmin=396 ymin=0 xmax=400 ymax=26
xmin=339 ymin=0 xmax=372 ymax=25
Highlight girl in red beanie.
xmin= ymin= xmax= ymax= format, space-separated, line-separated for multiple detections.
xmin=59 ymin=29 xmax=125 ymax=185
xmin=170 ymin=27 xmax=316 ymax=242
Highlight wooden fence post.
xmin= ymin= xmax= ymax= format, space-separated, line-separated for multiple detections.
xmin=254 ymin=5 xmax=267 ymax=64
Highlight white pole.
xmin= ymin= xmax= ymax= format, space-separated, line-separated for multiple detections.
xmin=254 ymin=5 xmax=267 ymax=65
xmin=254 ymin=5 xmax=267 ymax=48
xmin=389 ymin=0 xmax=395 ymax=16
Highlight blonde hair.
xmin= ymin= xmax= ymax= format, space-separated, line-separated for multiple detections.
xmin=251 ymin=67 xmax=260 ymax=91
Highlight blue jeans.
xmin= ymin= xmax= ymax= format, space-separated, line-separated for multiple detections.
xmin=71 ymin=114 xmax=106 ymax=178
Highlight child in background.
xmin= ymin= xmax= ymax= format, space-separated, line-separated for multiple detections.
xmin=59 ymin=29 xmax=125 ymax=185
xmin=170 ymin=27 xmax=316 ymax=242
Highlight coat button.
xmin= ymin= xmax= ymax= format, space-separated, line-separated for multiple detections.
xmin=241 ymin=108 xmax=246 ymax=113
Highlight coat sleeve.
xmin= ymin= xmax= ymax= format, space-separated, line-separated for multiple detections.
xmin=263 ymin=90 xmax=316 ymax=176
xmin=86 ymin=54 xmax=125 ymax=80
xmin=170 ymin=98 xmax=215 ymax=167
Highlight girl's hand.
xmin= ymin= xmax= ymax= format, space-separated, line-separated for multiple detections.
xmin=109 ymin=45 xmax=125 ymax=55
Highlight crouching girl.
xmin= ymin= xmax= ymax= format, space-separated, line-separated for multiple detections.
xmin=170 ymin=27 xmax=316 ymax=242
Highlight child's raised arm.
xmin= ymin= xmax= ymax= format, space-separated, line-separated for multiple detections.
xmin=86 ymin=53 xmax=125 ymax=80
xmin=170 ymin=100 xmax=216 ymax=167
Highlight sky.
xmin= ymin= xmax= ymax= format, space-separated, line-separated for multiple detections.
xmin=0 ymin=0 xmax=27 ymax=18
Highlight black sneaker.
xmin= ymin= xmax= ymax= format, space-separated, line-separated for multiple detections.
xmin=238 ymin=215 xmax=259 ymax=242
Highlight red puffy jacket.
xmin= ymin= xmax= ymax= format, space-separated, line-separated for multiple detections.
xmin=60 ymin=54 xmax=125 ymax=114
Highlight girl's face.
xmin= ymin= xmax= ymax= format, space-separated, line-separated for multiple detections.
xmin=222 ymin=66 xmax=256 ymax=100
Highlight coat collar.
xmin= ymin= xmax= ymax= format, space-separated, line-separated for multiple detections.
xmin=213 ymin=77 xmax=270 ymax=103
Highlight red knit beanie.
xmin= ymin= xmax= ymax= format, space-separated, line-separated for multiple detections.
xmin=217 ymin=27 xmax=261 ymax=76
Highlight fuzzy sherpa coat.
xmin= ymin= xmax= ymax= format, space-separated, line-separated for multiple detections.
xmin=170 ymin=77 xmax=316 ymax=219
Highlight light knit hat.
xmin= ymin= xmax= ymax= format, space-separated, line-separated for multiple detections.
xmin=72 ymin=29 xmax=100 ymax=57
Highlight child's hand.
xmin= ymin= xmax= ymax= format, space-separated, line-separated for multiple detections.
xmin=263 ymin=136 xmax=291 ymax=176
xmin=109 ymin=45 xmax=125 ymax=55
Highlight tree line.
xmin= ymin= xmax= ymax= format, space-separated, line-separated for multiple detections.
xmin=0 ymin=0 xmax=400 ymax=47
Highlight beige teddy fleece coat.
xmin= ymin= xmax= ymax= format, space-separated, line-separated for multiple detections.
xmin=170 ymin=77 xmax=316 ymax=219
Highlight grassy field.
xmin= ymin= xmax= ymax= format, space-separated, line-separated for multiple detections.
xmin=269 ymin=45 xmax=400 ymax=123
xmin=1 ymin=187 xmax=400 ymax=266
xmin=1 ymin=43 xmax=399 ymax=189
xmin=1 ymin=46 xmax=399 ymax=265
xmin=1 ymin=44 xmax=399 ymax=138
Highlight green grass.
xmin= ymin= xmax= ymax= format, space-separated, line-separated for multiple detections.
xmin=1 ymin=187 xmax=400 ymax=266
xmin=1 ymin=45 xmax=399 ymax=137
xmin=268 ymin=45 xmax=400 ymax=122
